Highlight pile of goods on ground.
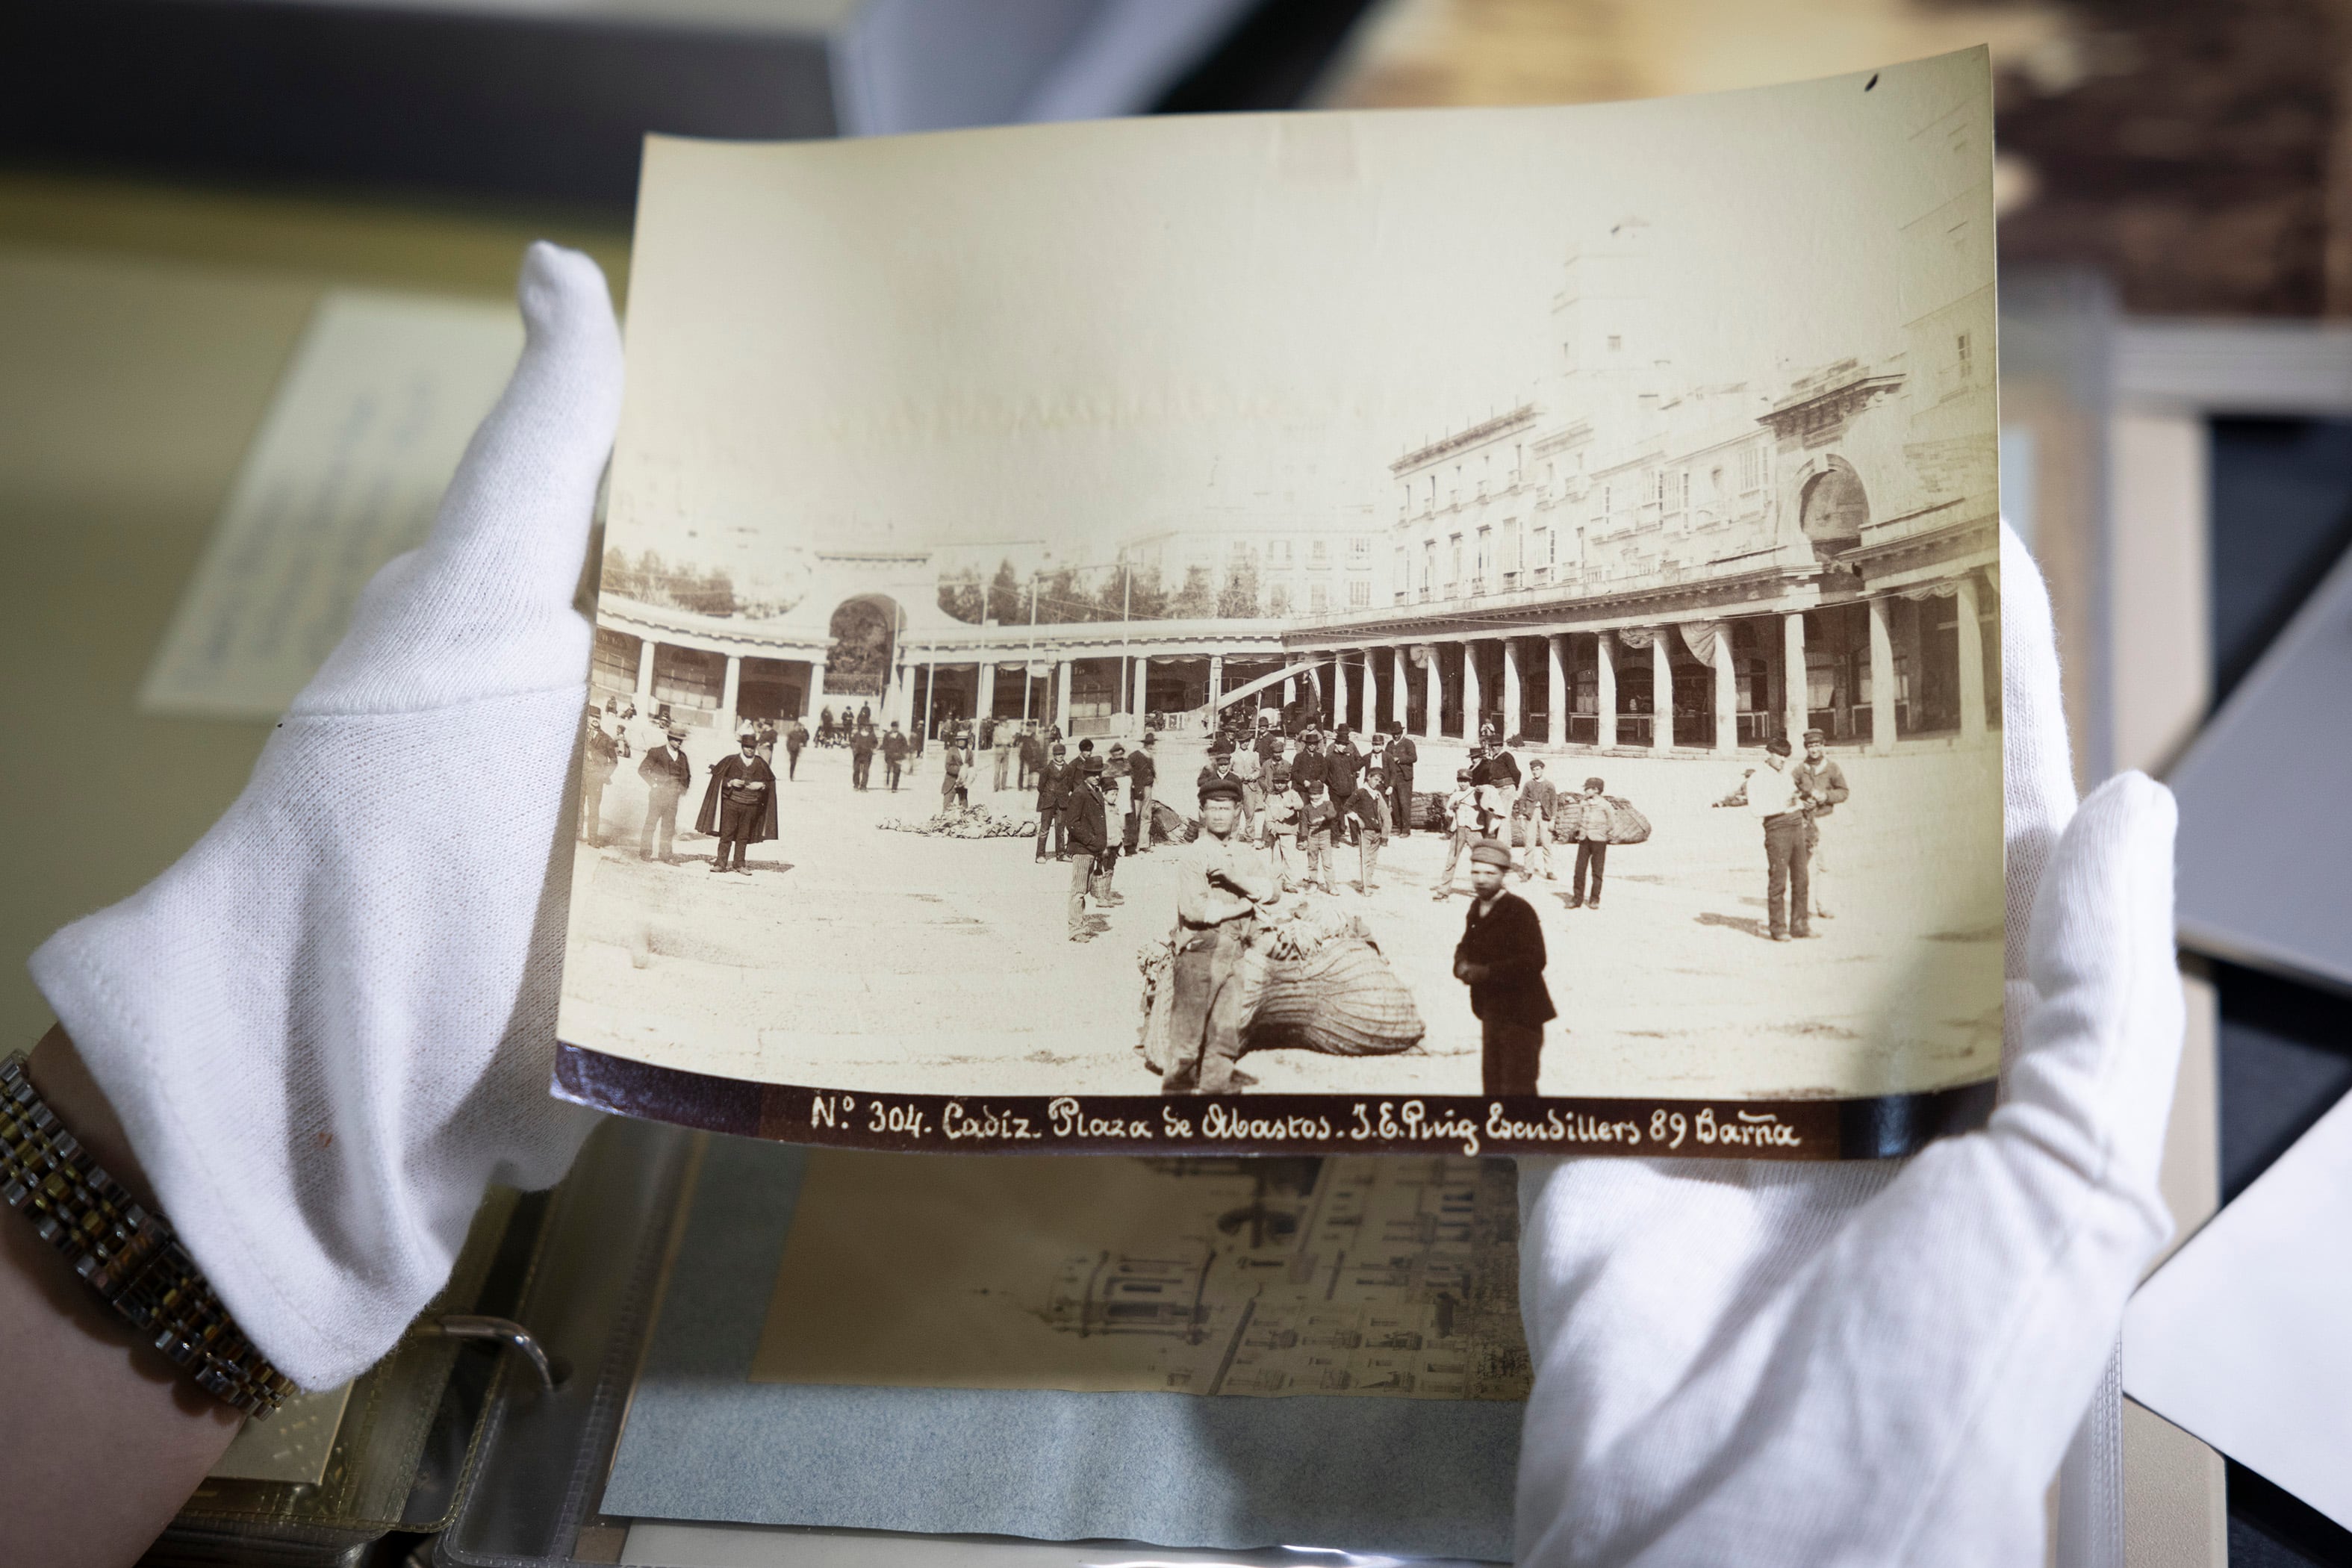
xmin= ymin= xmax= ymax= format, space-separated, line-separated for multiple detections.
xmin=1134 ymin=897 xmax=1424 ymax=1077
xmin=1149 ymin=799 xmax=1198 ymax=845
xmin=877 ymin=803 xmax=1037 ymax=839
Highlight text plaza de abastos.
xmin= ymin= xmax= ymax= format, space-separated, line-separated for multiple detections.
xmin=590 ymin=214 xmax=2002 ymax=762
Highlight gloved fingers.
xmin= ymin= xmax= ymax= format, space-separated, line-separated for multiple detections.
xmin=1995 ymin=771 xmax=2183 ymax=1222
xmin=426 ymin=243 xmax=624 ymax=614
xmin=298 ymin=243 xmax=623 ymax=713
xmin=2000 ymin=518 xmax=2078 ymax=986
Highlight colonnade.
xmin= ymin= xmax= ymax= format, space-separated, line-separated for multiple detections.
xmin=1301 ymin=580 xmax=1990 ymax=755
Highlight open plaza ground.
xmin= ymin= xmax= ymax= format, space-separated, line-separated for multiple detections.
xmin=559 ymin=726 xmax=2003 ymax=1104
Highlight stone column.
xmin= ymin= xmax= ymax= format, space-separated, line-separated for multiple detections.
xmin=1650 ymin=633 xmax=1671 ymax=752
xmin=635 ymin=638 xmax=657 ymax=701
xmin=806 ymin=656 xmax=827 ymax=721
xmin=1392 ymin=646 xmax=1409 ymax=732
xmin=1132 ymin=655 xmax=1149 ymax=721
xmin=1711 ymin=630 xmax=1737 ymax=754
xmin=1422 ymin=650 xmax=1441 ymax=738
xmin=1502 ymin=638 xmax=1524 ymax=741
xmin=720 ymin=653 xmax=741 ymax=729
xmin=1956 ymin=574 xmax=1988 ymax=740
xmin=1782 ymin=612 xmax=1809 ymax=744
xmin=1461 ymin=641 xmax=1482 ymax=740
xmin=1057 ymin=659 xmax=1074 ymax=733
xmin=977 ymin=660 xmax=998 ymax=722
xmin=1332 ymin=653 xmax=1349 ymax=731
xmin=922 ymin=655 xmax=939 ymax=738
xmin=1867 ymin=597 xmax=1895 ymax=754
xmin=1547 ymin=634 xmax=1567 ymax=747
xmin=1595 ymin=633 xmax=1617 ymax=750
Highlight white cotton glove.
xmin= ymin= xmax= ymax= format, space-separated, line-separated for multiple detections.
xmin=1513 ymin=522 xmax=2183 ymax=1567
xmin=29 ymin=243 xmax=623 ymax=1391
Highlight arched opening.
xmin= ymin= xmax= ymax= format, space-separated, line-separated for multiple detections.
xmin=1798 ymin=459 xmax=1869 ymax=558
xmin=826 ymin=594 xmax=901 ymax=704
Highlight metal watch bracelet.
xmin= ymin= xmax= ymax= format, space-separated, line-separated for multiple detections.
xmin=1 ymin=1051 xmax=294 ymax=1419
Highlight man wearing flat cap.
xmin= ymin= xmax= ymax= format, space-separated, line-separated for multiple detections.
xmin=1716 ymin=734 xmax=1814 ymax=941
xmin=638 ymin=726 xmax=693 ymax=862
xmin=698 ymin=729 xmax=777 ymax=874
xmin=1454 ymin=839 xmax=1555 ymax=1096
xmin=1163 ymin=776 xmax=1275 ymax=1094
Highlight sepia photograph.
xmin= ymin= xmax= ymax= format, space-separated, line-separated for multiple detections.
xmin=554 ymin=50 xmax=2004 ymax=1157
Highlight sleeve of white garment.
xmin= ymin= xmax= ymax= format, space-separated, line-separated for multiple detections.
xmin=28 ymin=244 xmax=623 ymax=1391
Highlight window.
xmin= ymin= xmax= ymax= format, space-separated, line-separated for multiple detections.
xmin=1272 ymin=540 xmax=1292 ymax=567
xmin=1606 ymin=334 xmax=1622 ymax=351
xmin=1310 ymin=582 xmax=1329 ymax=613
xmin=1677 ymin=470 xmax=1691 ymax=511
xmin=1503 ymin=517 xmax=1520 ymax=572
xmin=1350 ymin=536 xmax=1372 ymax=566
xmin=1422 ymin=541 xmax=1437 ymax=600
xmin=1269 ymin=582 xmax=1291 ymax=615
xmin=1449 ymin=535 xmax=1463 ymax=588
xmin=1599 ymin=482 xmax=1613 ymax=520
xmin=1647 ymin=468 xmax=1665 ymax=506
xmin=1475 ymin=526 xmax=1492 ymax=586
xmin=1310 ymin=539 xmax=1328 ymax=566
xmin=1348 ymin=579 xmax=1370 ymax=608
xmin=1393 ymin=546 xmax=1408 ymax=600
xmin=1739 ymin=444 xmax=1767 ymax=493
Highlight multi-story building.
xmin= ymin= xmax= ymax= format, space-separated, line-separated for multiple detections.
xmin=590 ymin=92 xmax=1997 ymax=758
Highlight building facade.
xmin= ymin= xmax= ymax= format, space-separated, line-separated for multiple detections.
xmin=590 ymin=99 xmax=1997 ymax=758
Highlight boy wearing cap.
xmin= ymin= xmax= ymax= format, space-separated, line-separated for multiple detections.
xmin=1263 ymin=764 xmax=1301 ymax=891
xmin=1228 ymin=737 xmax=1263 ymax=844
xmin=1163 ymin=777 xmax=1275 ymax=1093
xmin=1343 ymin=770 xmax=1390 ymax=892
xmin=1567 ymin=777 xmax=1611 ymax=909
xmin=1453 ymin=840 xmax=1556 ymax=1096
xmin=637 ymin=726 xmax=693 ymax=862
xmin=1301 ymin=781 xmax=1340 ymax=895
xmin=1430 ymin=770 xmax=1482 ymax=899
xmin=1793 ymin=728 xmax=1850 ymax=919
xmin=698 ymin=730 xmax=777 ymax=874
xmin=1516 ymin=759 xmax=1558 ymax=881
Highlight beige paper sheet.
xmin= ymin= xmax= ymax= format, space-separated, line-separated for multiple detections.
xmin=753 ymin=1151 xmax=1528 ymax=1400
xmin=139 ymin=289 xmax=521 ymax=719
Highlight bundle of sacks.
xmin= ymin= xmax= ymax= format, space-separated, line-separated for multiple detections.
xmin=878 ymin=803 xmax=1037 ymax=839
xmin=1133 ymin=898 xmax=1424 ymax=1077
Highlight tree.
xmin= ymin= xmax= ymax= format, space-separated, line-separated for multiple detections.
xmin=936 ymin=568 xmax=983 ymax=624
xmin=1169 ymin=563 xmax=1216 ymax=619
xmin=1125 ymin=565 xmax=1169 ymax=620
xmin=985 ymin=560 xmax=1024 ymax=625
xmin=1217 ymin=547 xmax=1262 ymax=618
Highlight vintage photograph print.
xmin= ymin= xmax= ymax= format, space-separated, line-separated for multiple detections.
xmin=554 ymin=50 xmax=2005 ymax=1159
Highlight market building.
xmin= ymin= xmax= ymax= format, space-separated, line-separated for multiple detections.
xmin=590 ymin=99 xmax=1997 ymax=759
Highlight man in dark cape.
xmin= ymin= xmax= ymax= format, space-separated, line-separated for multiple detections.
xmin=697 ymin=730 xmax=778 ymax=873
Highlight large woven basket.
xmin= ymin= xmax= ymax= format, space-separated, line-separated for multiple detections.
xmin=1247 ymin=939 xmax=1425 ymax=1057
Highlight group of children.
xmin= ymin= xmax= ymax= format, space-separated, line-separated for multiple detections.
xmin=1433 ymin=762 xmax=1617 ymax=908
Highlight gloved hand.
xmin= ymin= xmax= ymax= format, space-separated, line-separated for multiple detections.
xmin=29 ymin=243 xmax=623 ymax=1391
xmin=1513 ymin=523 xmax=2183 ymax=1566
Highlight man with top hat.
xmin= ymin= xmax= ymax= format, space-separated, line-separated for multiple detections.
xmin=1128 ymin=731 xmax=1160 ymax=853
xmin=580 ymin=709 xmax=620 ymax=847
xmin=697 ymin=729 xmax=777 ymax=874
xmin=1342 ymin=768 xmax=1390 ymax=893
xmin=782 ymin=714 xmax=807 ymax=780
xmin=1035 ymin=739 xmax=1070 ymax=861
xmin=1793 ymin=728 xmax=1850 ymax=920
xmin=1454 ymin=839 xmax=1555 ymax=1096
xmin=848 ymin=718 xmax=877 ymax=791
xmin=1163 ymin=775 xmax=1276 ymax=1093
xmin=882 ymin=721 xmax=909 ymax=792
xmin=1063 ymin=752 xmax=1112 ymax=942
xmin=637 ymin=724 xmax=692 ymax=862
xmin=1385 ymin=723 xmax=1418 ymax=836
xmin=1290 ymin=727 xmax=1329 ymax=800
